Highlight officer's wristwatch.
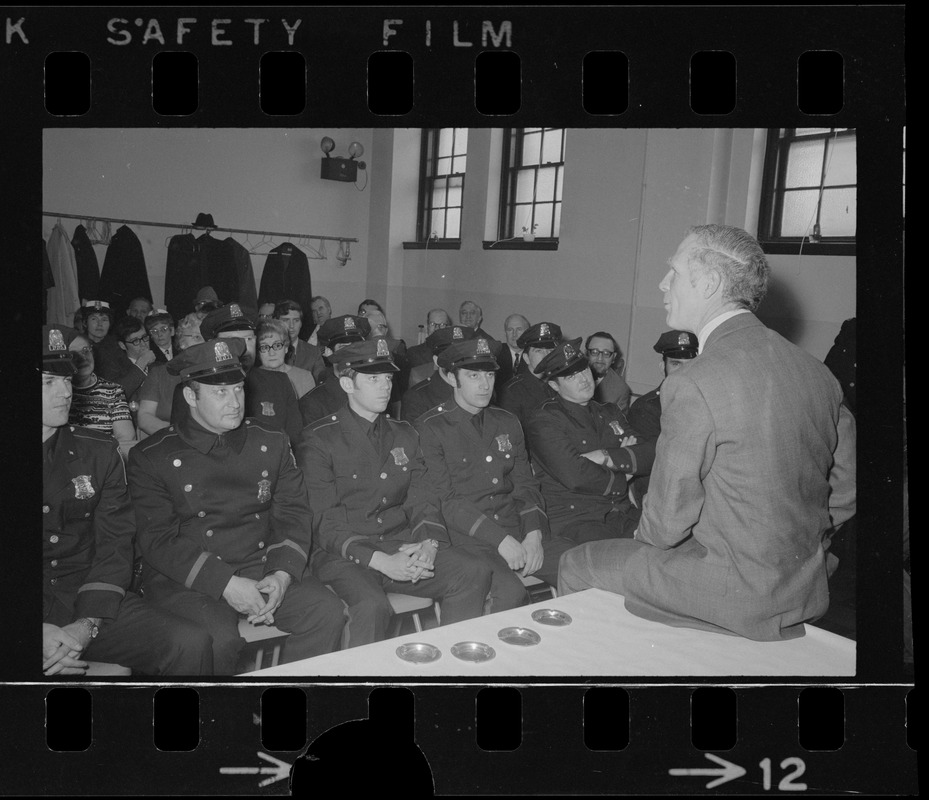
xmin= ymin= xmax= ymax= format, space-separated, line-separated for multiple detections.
xmin=423 ymin=538 xmax=439 ymax=550
xmin=77 ymin=618 xmax=99 ymax=639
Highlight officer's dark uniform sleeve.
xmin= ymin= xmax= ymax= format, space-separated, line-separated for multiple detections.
xmin=505 ymin=420 xmax=551 ymax=539
xmin=74 ymin=437 xmax=133 ymax=620
xmin=297 ymin=426 xmax=380 ymax=568
xmin=401 ymin=433 xmax=451 ymax=547
xmin=627 ymin=393 xmax=663 ymax=444
xmin=603 ymin=415 xmax=656 ymax=476
xmin=265 ymin=436 xmax=312 ymax=579
xmin=416 ymin=418 xmax=511 ymax=548
xmin=127 ymin=444 xmax=236 ymax=599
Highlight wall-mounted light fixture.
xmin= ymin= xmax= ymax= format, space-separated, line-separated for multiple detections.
xmin=320 ymin=137 xmax=367 ymax=183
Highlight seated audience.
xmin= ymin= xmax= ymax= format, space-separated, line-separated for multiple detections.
xmin=497 ymin=314 xmax=530 ymax=386
xmin=127 ymin=338 xmax=345 ymax=674
xmin=586 ymin=331 xmax=632 ymax=413
xmin=145 ymin=309 xmax=176 ymax=363
xmin=403 ymin=308 xmax=452 ymax=388
xmin=136 ymin=320 xmax=205 ymax=435
xmin=126 ymin=297 xmax=153 ymax=321
xmin=97 ymin=315 xmax=156 ymax=409
xmin=559 ymin=224 xmax=856 ymax=641
xmin=497 ymin=321 xmax=562 ymax=429
xmin=274 ymin=299 xmax=326 ymax=381
xmin=298 ymin=337 xmax=491 ymax=647
xmin=525 ymin=339 xmax=653 ymax=544
xmin=357 ymin=303 xmax=408 ymax=406
xmin=42 ymin=325 xmax=211 ymax=676
xmin=308 ymin=295 xmax=332 ymax=346
xmin=400 ymin=325 xmax=475 ymax=423
xmin=257 ymin=300 xmax=276 ymax=321
xmin=258 ymin=318 xmax=316 ymax=399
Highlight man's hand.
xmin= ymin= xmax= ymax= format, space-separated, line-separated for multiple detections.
xmin=402 ymin=540 xmax=437 ymax=583
xmin=249 ymin=571 xmax=292 ymax=625
xmin=580 ymin=449 xmax=608 ymax=465
xmin=620 ymin=434 xmax=637 ymax=448
xmin=497 ymin=535 xmax=527 ymax=571
xmin=136 ymin=349 xmax=157 ymax=370
xmin=222 ymin=575 xmax=266 ymax=617
xmin=42 ymin=623 xmax=88 ymax=676
xmin=521 ymin=531 xmax=545 ymax=577
xmin=371 ymin=549 xmax=426 ymax=582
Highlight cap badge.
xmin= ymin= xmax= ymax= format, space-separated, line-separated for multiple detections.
xmin=563 ymin=343 xmax=576 ymax=359
xmin=214 ymin=341 xmax=233 ymax=362
xmin=495 ymin=433 xmax=512 ymax=453
xmin=71 ymin=475 xmax=95 ymax=500
xmin=257 ymin=479 xmax=272 ymax=503
xmin=678 ymin=332 xmax=691 ymax=346
xmin=85 ymin=300 xmax=109 ymax=310
xmin=609 ymin=420 xmax=624 ymax=436
xmin=345 ymin=317 xmax=356 ymax=330
xmin=376 ymin=339 xmax=390 ymax=357
xmin=48 ymin=329 xmax=67 ymax=352
xmin=452 ymin=326 xmax=464 ymax=339
xmin=391 ymin=446 xmax=409 ymax=466
xmin=539 ymin=323 xmax=550 ymax=338
xmin=261 ymin=401 xmax=276 ymax=416
xmin=476 ymin=338 xmax=491 ymax=355
xmin=229 ymin=303 xmax=243 ymax=318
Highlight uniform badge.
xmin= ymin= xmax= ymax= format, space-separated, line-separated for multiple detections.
xmin=678 ymin=332 xmax=692 ymax=346
xmin=214 ymin=341 xmax=233 ymax=362
xmin=376 ymin=339 xmax=390 ymax=357
xmin=476 ymin=338 xmax=491 ymax=355
xmin=563 ymin=343 xmax=576 ymax=359
xmin=452 ymin=326 xmax=464 ymax=339
xmin=261 ymin=401 xmax=275 ymax=416
xmin=229 ymin=303 xmax=243 ymax=318
xmin=257 ymin=479 xmax=271 ymax=503
xmin=539 ymin=323 xmax=550 ymax=338
xmin=345 ymin=316 xmax=356 ymax=330
xmin=495 ymin=434 xmax=512 ymax=453
xmin=609 ymin=420 xmax=624 ymax=436
xmin=391 ymin=446 xmax=409 ymax=466
xmin=72 ymin=475 xmax=95 ymax=500
xmin=48 ymin=329 xmax=67 ymax=351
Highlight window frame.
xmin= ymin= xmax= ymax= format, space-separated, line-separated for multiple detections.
xmin=415 ymin=127 xmax=468 ymax=243
xmin=758 ymin=127 xmax=857 ymax=256
xmin=497 ymin=127 xmax=567 ymax=244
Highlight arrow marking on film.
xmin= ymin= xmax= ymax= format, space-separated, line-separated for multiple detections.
xmin=669 ymin=753 xmax=746 ymax=789
xmin=220 ymin=751 xmax=292 ymax=787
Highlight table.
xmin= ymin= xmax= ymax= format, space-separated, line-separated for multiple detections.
xmin=244 ymin=588 xmax=855 ymax=678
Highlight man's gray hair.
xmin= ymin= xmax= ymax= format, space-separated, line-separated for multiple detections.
xmin=687 ymin=224 xmax=770 ymax=311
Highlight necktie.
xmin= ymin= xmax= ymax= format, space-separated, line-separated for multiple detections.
xmin=471 ymin=410 xmax=484 ymax=436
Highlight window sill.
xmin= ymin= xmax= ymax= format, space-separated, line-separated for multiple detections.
xmin=402 ymin=241 xmax=461 ymax=250
xmin=760 ymin=240 xmax=856 ymax=257
xmin=482 ymin=239 xmax=559 ymax=251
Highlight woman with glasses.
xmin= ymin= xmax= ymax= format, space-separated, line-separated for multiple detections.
xmin=257 ymin=319 xmax=315 ymax=399
xmin=66 ymin=330 xmax=138 ymax=457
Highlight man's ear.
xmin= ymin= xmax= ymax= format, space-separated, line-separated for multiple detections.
xmin=338 ymin=375 xmax=355 ymax=395
xmin=547 ymin=378 xmax=560 ymax=393
xmin=702 ymin=268 xmax=723 ymax=298
xmin=182 ymin=385 xmax=197 ymax=408
xmin=438 ymin=368 xmax=456 ymax=388
xmin=118 ymin=340 xmax=127 ymax=352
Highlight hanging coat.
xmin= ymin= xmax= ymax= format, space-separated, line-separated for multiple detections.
xmin=225 ymin=237 xmax=258 ymax=312
xmin=43 ymin=236 xmax=55 ymax=324
xmin=98 ymin=225 xmax=152 ymax=314
xmin=71 ymin=224 xmax=101 ymax=302
xmin=198 ymin=233 xmax=237 ymax=311
xmin=163 ymin=232 xmax=201 ymax=323
xmin=46 ymin=223 xmax=81 ymax=327
xmin=258 ymin=242 xmax=313 ymax=340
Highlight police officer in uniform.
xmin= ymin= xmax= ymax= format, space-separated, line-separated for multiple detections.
xmin=200 ymin=303 xmax=303 ymax=444
xmin=298 ymin=314 xmax=371 ymax=427
xmin=525 ymin=339 xmax=655 ymax=544
xmin=400 ymin=325 xmax=475 ymax=423
xmin=416 ymin=337 xmax=573 ymax=607
xmin=298 ymin=337 xmax=491 ymax=646
xmin=42 ymin=326 xmax=211 ymax=676
xmin=127 ymin=338 xmax=345 ymax=674
xmin=497 ymin=321 xmax=562 ymax=431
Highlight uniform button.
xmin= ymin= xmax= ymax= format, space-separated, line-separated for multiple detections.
xmin=184 ymin=484 xmax=193 ymax=492
xmin=485 ymin=456 xmax=492 ymax=462
xmin=50 ymin=560 xmax=58 ymax=567
xmin=570 ymin=505 xmax=575 ymax=510
xmin=261 ymin=445 xmax=268 ymax=452
xmin=493 ymin=514 xmax=499 ymax=520
xmin=382 ymin=497 xmax=387 ymax=503
xmin=354 ymin=558 xmax=360 ymax=564
xmin=261 ymin=470 xmax=269 ymax=477
xmin=492 ymin=478 xmax=499 ymax=485
xmin=216 ymin=556 xmax=222 ymax=561
xmin=198 ymin=511 xmax=206 ymax=517
xmin=206 ymin=530 xmax=213 ymax=537
xmin=49 ymin=535 xmax=59 ymax=544
xmin=255 ymin=513 xmax=261 ymax=520
xmin=261 ymin=556 xmax=267 ymax=562
xmin=380 ymin=472 xmax=387 ymax=479
xmin=402 ymin=466 xmax=408 ymax=471
xmin=581 ymin=440 xmax=586 ymax=445
xmin=505 ymin=454 xmax=511 ymax=459
xmin=84 ymin=512 xmax=91 ymax=518
xmin=258 ymin=541 xmax=264 ymax=548
xmin=50 ymin=578 xmax=57 ymax=585
xmin=437 ymin=406 xmax=443 ymax=412
xmin=352 ymin=474 xmax=357 ymax=479
xmin=42 ymin=505 xmax=50 ymax=514
xmin=462 ymin=458 xmax=467 ymax=463
xmin=377 ymin=518 xmax=383 ymax=524
xmin=173 ymin=459 xmax=182 ymax=467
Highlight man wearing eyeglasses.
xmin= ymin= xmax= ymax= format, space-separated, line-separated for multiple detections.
xmin=585 ymin=331 xmax=632 ymax=414
xmin=145 ymin=310 xmax=176 ymax=363
xmin=525 ymin=339 xmax=654 ymax=545
xmin=96 ymin=315 xmax=156 ymax=410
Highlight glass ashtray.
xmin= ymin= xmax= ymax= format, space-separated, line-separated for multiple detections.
xmin=450 ymin=641 xmax=496 ymax=662
xmin=395 ymin=642 xmax=441 ymax=663
xmin=498 ymin=626 xmax=541 ymax=646
xmin=531 ymin=608 xmax=573 ymax=626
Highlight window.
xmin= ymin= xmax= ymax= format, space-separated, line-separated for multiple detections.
xmin=759 ymin=128 xmax=856 ymax=254
xmin=499 ymin=127 xmax=567 ymax=240
xmin=417 ymin=128 xmax=468 ymax=241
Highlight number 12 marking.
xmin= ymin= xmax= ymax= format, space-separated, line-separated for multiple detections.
xmin=760 ymin=757 xmax=808 ymax=791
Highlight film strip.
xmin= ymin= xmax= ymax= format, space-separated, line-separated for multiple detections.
xmin=2 ymin=5 xmax=910 ymax=795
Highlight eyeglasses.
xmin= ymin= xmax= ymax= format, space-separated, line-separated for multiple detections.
xmin=587 ymin=349 xmax=615 ymax=358
xmin=124 ymin=335 xmax=150 ymax=346
xmin=148 ymin=325 xmax=171 ymax=334
xmin=258 ymin=341 xmax=286 ymax=353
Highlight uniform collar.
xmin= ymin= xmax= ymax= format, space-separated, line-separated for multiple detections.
xmin=176 ymin=412 xmax=248 ymax=455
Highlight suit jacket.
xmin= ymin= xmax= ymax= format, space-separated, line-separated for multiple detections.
xmin=625 ymin=313 xmax=845 ymax=641
xmin=297 ymin=409 xmax=449 ymax=567
xmin=415 ymin=403 xmax=549 ymax=548
xmin=128 ymin=415 xmax=310 ymax=599
xmin=93 ymin=338 xmax=148 ymax=403
xmin=288 ymin=338 xmax=326 ymax=381
xmin=495 ymin=347 xmax=526 ymax=388
xmin=593 ymin=368 xmax=632 ymax=414
xmin=43 ymin=426 xmax=133 ymax=623
xmin=525 ymin=395 xmax=654 ymax=528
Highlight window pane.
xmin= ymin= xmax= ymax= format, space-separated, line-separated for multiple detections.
xmin=795 ymin=127 xmax=833 ymax=136
xmin=555 ymin=167 xmax=563 ymax=201
xmin=446 ymin=181 xmax=462 ymax=209
xmin=820 ymin=188 xmax=856 ymax=237
xmin=536 ymin=166 xmax=557 ymax=202
xmin=541 ymin=130 xmax=563 ymax=164
xmin=431 ymin=209 xmax=445 ymax=238
xmin=515 ymin=170 xmax=535 ymax=203
xmin=823 ymin=136 xmax=856 ymax=186
xmin=513 ymin=203 xmax=534 ymax=233
xmin=435 ymin=155 xmax=452 ymax=176
xmin=553 ymin=203 xmax=562 ymax=237
xmin=437 ymin=128 xmax=453 ymax=158
xmin=446 ymin=208 xmax=461 ymax=239
xmin=534 ymin=205 xmax=554 ymax=237
xmin=452 ymin=155 xmax=467 ymax=174
xmin=432 ymin=178 xmax=448 ymax=209
xmin=454 ymin=128 xmax=468 ymax=154
xmin=522 ymin=132 xmax=542 ymax=166
xmin=779 ymin=189 xmax=819 ymax=236
xmin=785 ymin=139 xmax=825 ymax=187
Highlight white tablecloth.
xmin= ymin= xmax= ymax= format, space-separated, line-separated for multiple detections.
xmin=245 ymin=588 xmax=855 ymax=678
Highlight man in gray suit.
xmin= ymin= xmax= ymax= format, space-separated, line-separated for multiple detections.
xmin=559 ymin=224 xmax=855 ymax=641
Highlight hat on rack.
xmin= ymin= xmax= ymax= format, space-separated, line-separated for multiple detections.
xmin=533 ymin=338 xmax=588 ymax=382
xmin=199 ymin=303 xmax=257 ymax=340
xmin=192 ymin=213 xmax=216 ymax=229
xmin=167 ymin=338 xmax=247 ymax=384
xmin=41 ymin=325 xmax=77 ymax=376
